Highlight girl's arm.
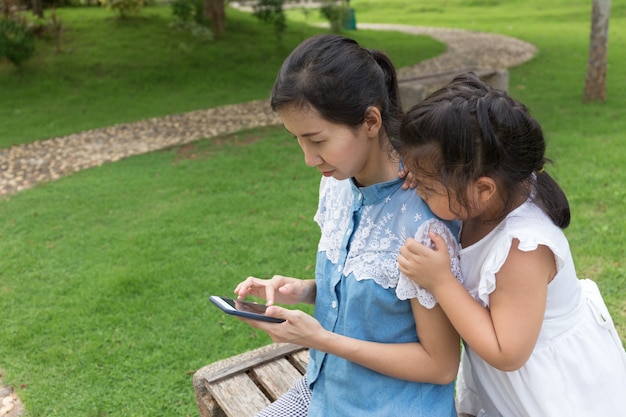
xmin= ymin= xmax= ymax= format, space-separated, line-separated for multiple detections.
xmin=401 ymin=236 xmax=554 ymax=371
xmin=241 ymin=298 xmax=460 ymax=384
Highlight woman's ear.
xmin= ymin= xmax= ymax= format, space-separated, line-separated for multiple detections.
xmin=363 ymin=106 xmax=383 ymax=136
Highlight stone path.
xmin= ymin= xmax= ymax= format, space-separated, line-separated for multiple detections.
xmin=0 ymin=25 xmax=536 ymax=197
xmin=0 ymin=25 xmax=536 ymax=417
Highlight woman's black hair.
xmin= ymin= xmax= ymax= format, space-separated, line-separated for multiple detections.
xmin=270 ymin=34 xmax=403 ymax=142
xmin=398 ymin=72 xmax=570 ymax=228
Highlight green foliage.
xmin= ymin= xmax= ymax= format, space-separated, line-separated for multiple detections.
xmin=319 ymin=0 xmax=349 ymax=32
xmin=171 ymin=0 xmax=196 ymax=21
xmin=0 ymin=17 xmax=35 ymax=66
xmin=252 ymin=0 xmax=287 ymax=40
xmin=170 ymin=0 xmax=213 ymax=41
xmin=171 ymin=0 xmax=209 ymax=25
xmin=99 ymin=0 xmax=145 ymax=18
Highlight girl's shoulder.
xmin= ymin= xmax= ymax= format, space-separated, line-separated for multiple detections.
xmin=500 ymin=200 xmax=563 ymax=241
xmin=486 ymin=201 xmax=567 ymax=256
xmin=462 ymin=201 xmax=571 ymax=304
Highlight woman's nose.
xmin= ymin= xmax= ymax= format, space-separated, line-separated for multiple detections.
xmin=301 ymin=143 xmax=322 ymax=167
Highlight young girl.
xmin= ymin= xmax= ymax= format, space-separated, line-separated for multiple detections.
xmin=233 ymin=34 xmax=463 ymax=417
xmin=397 ymin=72 xmax=626 ymax=417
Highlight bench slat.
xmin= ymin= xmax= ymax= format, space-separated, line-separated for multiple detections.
xmin=199 ymin=343 xmax=305 ymax=384
xmin=208 ymin=372 xmax=271 ymax=417
xmin=398 ymin=68 xmax=509 ymax=111
xmin=251 ymin=357 xmax=305 ymax=400
xmin=291 ymin=349 xmax=309 ymax=374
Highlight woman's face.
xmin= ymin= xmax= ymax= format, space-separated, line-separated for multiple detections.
xmin=278 ymin=104 xmax=382 ymax=186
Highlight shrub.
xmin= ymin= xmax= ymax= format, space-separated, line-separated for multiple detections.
xmin=170 ymin=0 xmax=212 ymax=41
xmin=252 ymin=0 xmax=286 ymax=40
xmin=320 ymin=0 xmax=349 ymax=32
xmin=99 ymin=0 xmax=145 ymax=18
xmin=0 ymin=17 xmax=35 ymax=66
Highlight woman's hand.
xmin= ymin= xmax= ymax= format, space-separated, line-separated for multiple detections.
xmin=238 ymin=306 xmax=325 ymax=347
xmin=398 ymin=232 xmax=454 ymax=292
xmin=234 ymin=275 xmax=316 ymax=306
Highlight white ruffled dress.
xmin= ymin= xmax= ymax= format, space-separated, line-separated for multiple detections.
xmin=456 ymin=200 xmax=626 ymax=417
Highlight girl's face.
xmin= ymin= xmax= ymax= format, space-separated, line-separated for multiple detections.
xmin=414 ymin=176 xmax=458 ymax=221
xmin=278 ymin=104 xmax=384 ymax=186
xmin=412 ymin=174 xmax=469 ymax=221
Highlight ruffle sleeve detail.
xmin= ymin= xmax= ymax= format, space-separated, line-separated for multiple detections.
xmin=397 ymin=219 xmax=463 ymax=308
xmin=477 ymin=229 xmax=566 ymax=306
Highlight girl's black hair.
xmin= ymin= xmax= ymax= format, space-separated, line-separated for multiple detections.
xmin=398 ymin=72 xmax=570 ymax=228
xmin=270 ymin=34 xmax=403 ymax=141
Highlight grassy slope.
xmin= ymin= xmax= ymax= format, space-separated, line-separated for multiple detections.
xmin=0 ymin=1 xmax=624 ymax=415
xmin=0 ymin=6 xmax=444 ymax=146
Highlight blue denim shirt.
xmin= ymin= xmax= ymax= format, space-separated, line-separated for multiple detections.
xmin=306 ymin=176 xmax=459 ymax=417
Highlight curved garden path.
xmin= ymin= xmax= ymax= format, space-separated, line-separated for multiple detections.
xmin=0 ymin=25 xmax=535 ymax=197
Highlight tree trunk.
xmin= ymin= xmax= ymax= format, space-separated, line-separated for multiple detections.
xmin=583 ymin=0 xmax=611 ymax=102
xmin=31 ymin=0 xmax=44 ymax=18
xmin=205 ymin=0 xmax=225 ymax=37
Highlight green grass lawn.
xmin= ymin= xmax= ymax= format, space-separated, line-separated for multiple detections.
xmin=0 ymin=0 xmax=625 ymax=416
xmin=0 ymin=127 xmax=322 ymax=415
xmin=0 ymin=6 xmax=444 ymax=146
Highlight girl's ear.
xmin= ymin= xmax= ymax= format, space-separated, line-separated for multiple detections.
xmin=363 ymin=106 xmax=383 ymax=136
xmin=473 ymin=176 xmax=497 ymax=204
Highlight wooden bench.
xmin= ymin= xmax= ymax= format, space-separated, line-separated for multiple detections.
xmin=193 ymin=343 xmax=309 ymax=417
xmin=193 ymin=343 xmax=476 ymax=417
xmin=398 ymin=67 xmax=509 ymax=111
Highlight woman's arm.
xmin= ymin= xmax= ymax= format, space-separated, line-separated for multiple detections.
xmin=241 ymin=299 xmax=460 ymax=384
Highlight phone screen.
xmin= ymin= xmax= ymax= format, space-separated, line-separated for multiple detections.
xmin=209 ymin=295 xmax=285 ymax=323
xmin=225 ymin=298 xmax=270 ymax=315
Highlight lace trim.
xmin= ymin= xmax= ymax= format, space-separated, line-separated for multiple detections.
xmin=396 ymin=219 xmax=463 ymax=308
xmin=344 ymin=205 xmax=404 ymax=289
xmin=314 ymin=178 xmax=461 ymax=308
xmin=314 ymin=177 xmax=353 ymax=265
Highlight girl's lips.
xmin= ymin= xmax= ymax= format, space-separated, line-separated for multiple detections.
xmin=321 ymin=170 xmax=334 ymax=177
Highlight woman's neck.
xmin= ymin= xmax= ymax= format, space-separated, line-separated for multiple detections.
xmin=354 ymin=148 xmax=400 ymax=187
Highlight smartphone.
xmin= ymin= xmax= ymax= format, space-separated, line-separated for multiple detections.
xmin=209 ymin=295 xmax=285 ymax=323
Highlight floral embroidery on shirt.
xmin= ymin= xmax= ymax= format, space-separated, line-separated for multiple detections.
xmin=314 ymin=177 xmax=462 ymax=308
xmin=397 ymin=220 xmax=463 ymax=308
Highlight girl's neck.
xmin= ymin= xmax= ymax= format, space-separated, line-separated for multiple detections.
xmin=460 ymin=219 xmax=498 ymax=247
xmin=460 ymin=195 xmax=527 ymax=247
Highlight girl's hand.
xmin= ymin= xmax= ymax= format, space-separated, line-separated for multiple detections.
xmin=238 ymin=306 xmax=325 ymax=347
xmin=399 ymin=167 xmax=418 ymax=190
xmin=398 ymin=232 xmax=453 ymax=292
xmin=234 ymin=275 xmax=315 ymax=306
